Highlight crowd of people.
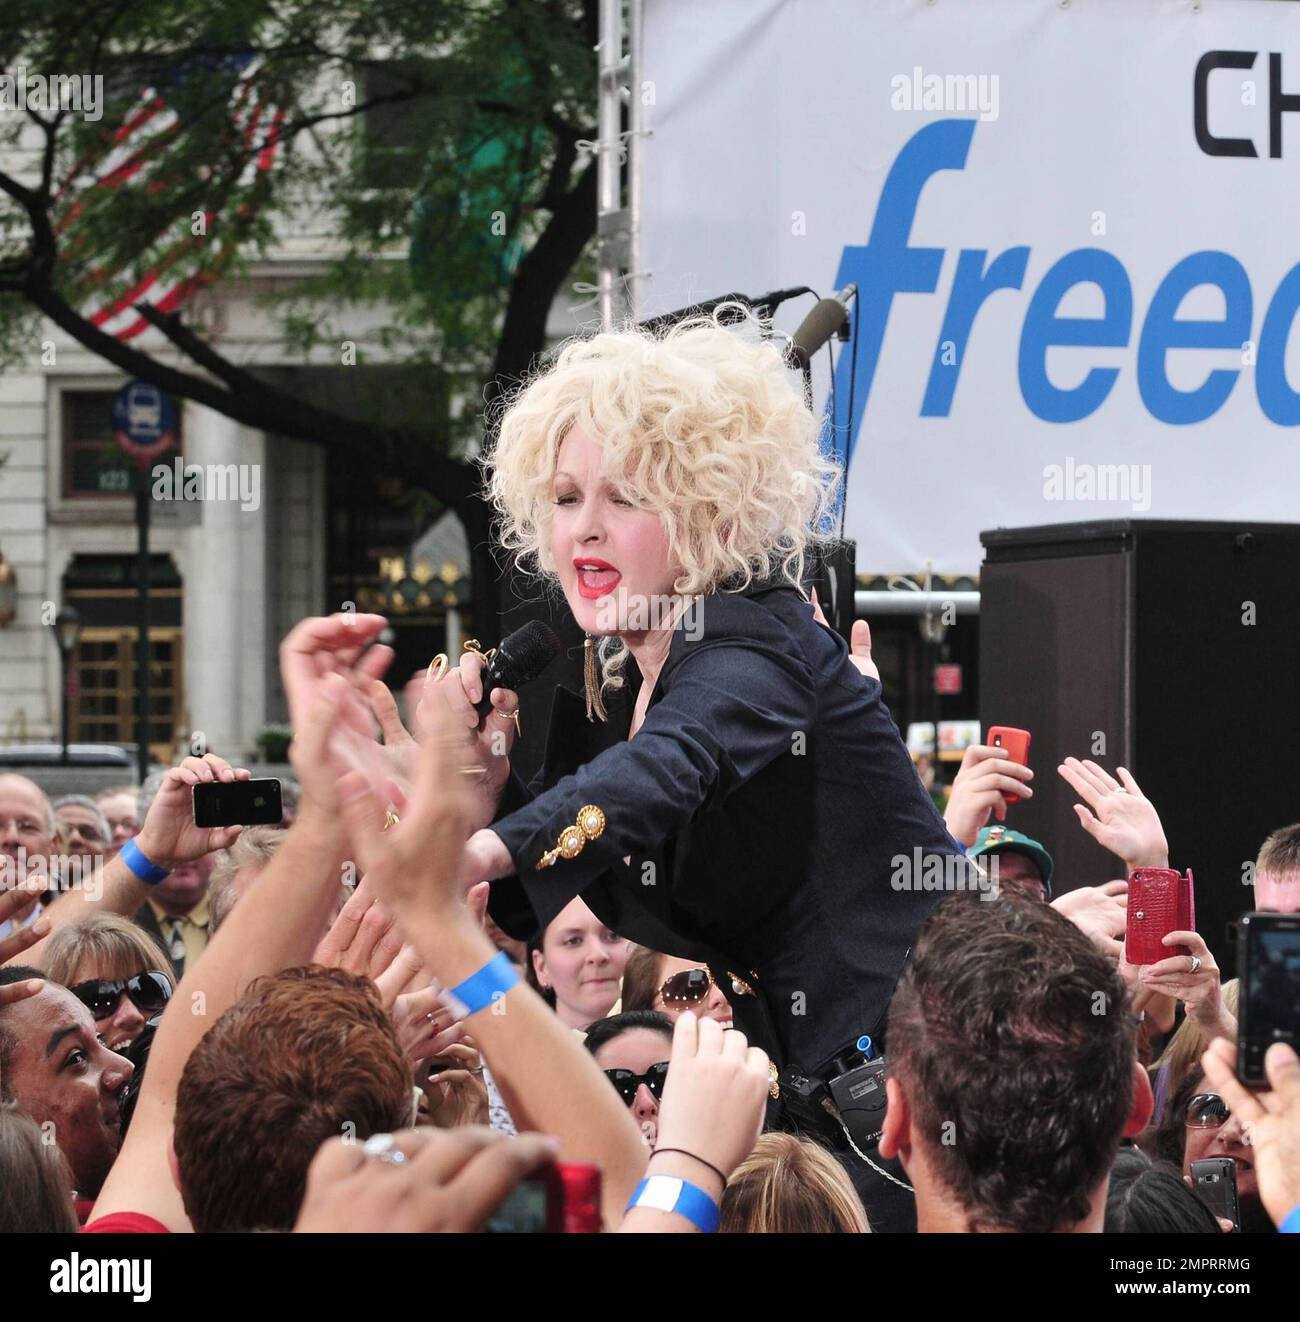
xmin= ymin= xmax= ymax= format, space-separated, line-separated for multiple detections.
xmin=0 ymin=608 xmax=1296 ymax=1235
xmin=1 ymin=314 xmax=1298 ymax=1237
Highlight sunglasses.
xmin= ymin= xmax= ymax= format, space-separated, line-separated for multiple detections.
xmin=69 ymin=971 xmax=173 ymax=1020
xmin=603 ymin=1061 xmax=670 ymax=1106
xmin=657 ymin=967 xmax=719 ymax=1007
xmin=1184 ymin=1092 xmax=1231 ymax=1129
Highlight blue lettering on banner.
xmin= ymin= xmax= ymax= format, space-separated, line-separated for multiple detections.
xmin=828 ymin=119 xmax=1300 ymax=470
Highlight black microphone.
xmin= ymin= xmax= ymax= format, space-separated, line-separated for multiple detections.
xmin=786 ymin=284 xmax=858 ymax=370
xmin=472 ymin=620 xmax=562 ymax=722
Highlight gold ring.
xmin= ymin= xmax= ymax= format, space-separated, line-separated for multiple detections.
xmin=383 ymin=807 xmax=400 ymax=831
xmin=494 ymin=707 xmax=522 ymax=736
xmin=427 ymin=654 xmax=448 ymax=682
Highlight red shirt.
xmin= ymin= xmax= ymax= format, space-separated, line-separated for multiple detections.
xmin=81 ymin=1212 xmax=170 ymax=1233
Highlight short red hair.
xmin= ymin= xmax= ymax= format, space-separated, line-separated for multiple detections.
xmin=173 ymin=965 xmax=410 ymax=1231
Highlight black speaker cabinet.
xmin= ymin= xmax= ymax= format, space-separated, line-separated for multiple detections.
xmin=980 ymin=520 xmax=1300 ymax=969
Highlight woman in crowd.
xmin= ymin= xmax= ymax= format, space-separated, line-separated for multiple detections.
xmin=585 ymin=1010 xmax=674 ymax=1146
xmin=526 ymin=894 xmax=630 ymax=1033
xmin=0 ymin=1104 xmax=79 ymax=1233
xmin=720 ymin=1132 xmax=870 ymax=1233
xmin=1142 ymin=981 xmax=1272 ymax=1231
xmin=622 ymin=945 xmax=734 ymax=1027
xmin=430 ymin=310 xmax=964 ymax=1223
xmin=39 ymin=914 xmax=173 ymax=1050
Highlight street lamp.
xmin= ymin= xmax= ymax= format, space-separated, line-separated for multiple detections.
xmin=51 ymin=606 xmax=81 ymax=764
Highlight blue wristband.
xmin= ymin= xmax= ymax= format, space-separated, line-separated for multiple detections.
xmin=119 ymin=837 xmax=171 ymax=886
xmin=625 ymin=1176 xmax=721 ymax=1233
xmin=1280 ymin=1204 xmax=1300 ymax=1234
xmin=443 ymin=951 xmax=521 ymax=1019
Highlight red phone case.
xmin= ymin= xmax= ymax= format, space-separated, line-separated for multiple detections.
xmin=986 ymin=726 xmax=1031 ymax=805
xmin=1125 ymin=867 xmax=1196 ymax=965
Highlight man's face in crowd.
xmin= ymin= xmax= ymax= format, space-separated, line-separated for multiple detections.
xmin=96 ymin=793 xmax=139 ymax=856
xmin=1254 ymin=871 xmax=1300 ymax=914
xmin=152 ymin=851 xmax=215 ymax=913
xmin=988 ymin=851 xmax=1047 ymax=903
xmin=3 ymin=984 xmax=134 ymax=1197
xmin=0 ymin=775 xmax=54 ymax=875
xmin=55 ymin=804 xmax=110 ymax=862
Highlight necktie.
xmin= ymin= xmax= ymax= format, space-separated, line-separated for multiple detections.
xmin=164 ymin=917 xmax=187 ymax=977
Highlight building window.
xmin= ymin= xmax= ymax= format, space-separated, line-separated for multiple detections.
xmin=360 ymin=58 xmax=440 ymax=190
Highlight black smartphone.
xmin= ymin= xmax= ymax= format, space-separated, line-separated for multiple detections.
xmin=1236 ymin=911 xmax=1300 ymax=1085
xmin=1190 ymin=1156 xmax=1240 ymax=1231
xmin=192 ymin=778 xmax=283 ymax=828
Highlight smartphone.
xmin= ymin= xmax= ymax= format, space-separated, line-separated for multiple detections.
xmin=1190 ymin=1157 xmax=1240 ymax=1231
xmin=985 ymin=726 xmax=1032 ymax=804
xmin=1236 ymin=910 xmax=1300 ymax=1086
xmin=485 ymin=1162 xmax=601 ymax=1233
xmin=192 ymin=778 xmax=283 ymax=828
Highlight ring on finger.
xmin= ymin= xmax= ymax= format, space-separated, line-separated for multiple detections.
xmin=1189 ymin=955 xmax=1202 ymax=975
xmin=427 ymin=654 xmax=449 ymax=682
xmin=362 ymin=1133 xmax=407 ymax=1165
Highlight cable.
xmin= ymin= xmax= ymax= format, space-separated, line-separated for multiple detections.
xmin=826 ymin=1107 xmax=915 ymax=1193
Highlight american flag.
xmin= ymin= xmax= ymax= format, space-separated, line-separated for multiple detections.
xmin=54 ymin=55 xmax=285 ymax=341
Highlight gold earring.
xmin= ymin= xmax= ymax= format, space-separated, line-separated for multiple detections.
xmin=583 ymin=635 xmax=608 ymax=723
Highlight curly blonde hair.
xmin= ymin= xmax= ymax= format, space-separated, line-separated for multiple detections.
xmin=485 ymin=305 xmax=841 ymax=691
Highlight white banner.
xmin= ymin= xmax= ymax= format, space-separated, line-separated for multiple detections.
xmin=640 ymin=0 xmax=1300 ymax=574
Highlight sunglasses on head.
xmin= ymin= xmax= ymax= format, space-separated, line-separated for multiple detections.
xmin=69 ymin=971 xmax=173 ymax=1020
xmin=1184 ymin=1092 xmax=1231 ymax=1129
xmin=603 ymin=1061 xmax=670 ymax=1106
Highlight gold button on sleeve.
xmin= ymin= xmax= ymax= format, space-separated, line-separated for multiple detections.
xmin=535 ymin=804 xmax=607 ymax=870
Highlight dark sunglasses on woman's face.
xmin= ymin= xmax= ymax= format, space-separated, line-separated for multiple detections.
xmin=658 ymin=967 xmax=716 ymax=1006
xmin=1184 ymin=1092 xmax=1231 ymax=1129
xmin=69 ymin=971 xmax=173 ymax=1020
xmin=604 ymin=1061 xmax=670 ymax=1106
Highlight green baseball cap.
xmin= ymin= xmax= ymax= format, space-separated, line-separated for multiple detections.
xmin=968 ymin=825 xmax=1054 ymax=898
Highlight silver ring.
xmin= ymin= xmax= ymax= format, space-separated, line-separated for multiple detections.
xmin=1189 ymin=955 xmax=1202 ymax=975
xmin=1113 ymin=787 xmax=1127 ymax=794
xmin=362 ymin=1133 xmax=407 ymax=1165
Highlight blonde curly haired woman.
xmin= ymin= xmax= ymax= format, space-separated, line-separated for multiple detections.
xmin=431 ymin=309 xmax=965 ymax=1231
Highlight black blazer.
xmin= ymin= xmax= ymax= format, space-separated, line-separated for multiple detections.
xmin=487 ymin=581 xmax=966 ymax=1072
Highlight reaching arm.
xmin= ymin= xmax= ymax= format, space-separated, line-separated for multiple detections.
xmin=335 ymin=684 xmax=650 ymax=1230
xmin=484 ymin=628 xmax=816 ymax=931
xmin=15 ymin=758 xmax=247 ymax=968
xmin=90 ymin=681 xmax=355 ymax=1229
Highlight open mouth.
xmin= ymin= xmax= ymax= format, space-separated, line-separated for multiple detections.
xmin=574 ymin=559 xmax=621 ymax=599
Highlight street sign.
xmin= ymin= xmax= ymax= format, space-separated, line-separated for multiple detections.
xmin=112 ymin=381 xmax=178 ymax=465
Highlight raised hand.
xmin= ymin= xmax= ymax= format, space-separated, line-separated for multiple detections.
xmin=0 ymin=880 xmax=47 ymax=966
xmin=811 ymin=590 xmax=880 ymax=684
xmin=0 ymin=974 xmax=43 ymax=1006
xmin=1051 ymin=879 xmax=1127 ymax=959
xmin=1139 ymin=930 xmax=1233 ymax=1041
xmin=293 ymin=1127 xmax=557 ymax=1233
xmin=135 ymin=754 xmax=250 ymax=867
xmin=943 ymin=744 xmax=1034 ymax=846
xmin=311 ymin=874 xmax=406 ymax=984
xmin=1199 ymin=1038 xmax=1300 ymax=1229
xmin=335 ymin=678 xmax=478 ymax=922
xmin=279 ymin=613 xmax=392 ymax=729
xmin=650 ymin=1011 xmax=770 ymax=1189
xmin=417 ymin=647 xmax=521 ymax=833
xmin=1057 ymin=758 xmax=1169 ymax=870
